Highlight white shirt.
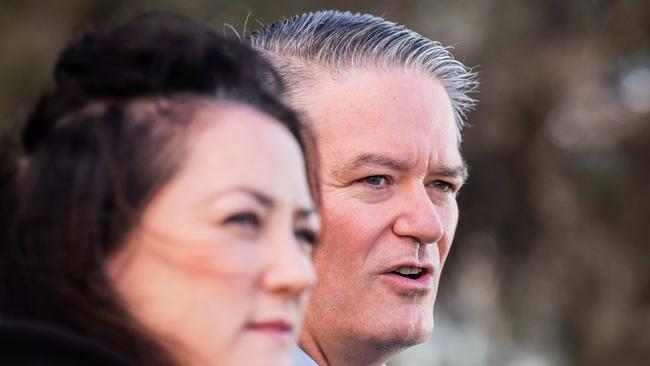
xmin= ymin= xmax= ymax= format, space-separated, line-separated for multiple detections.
xmin=291 ymin=346 xmax=319 ymax=366
xmin=290 ymin=346 xmax=387 ymax=366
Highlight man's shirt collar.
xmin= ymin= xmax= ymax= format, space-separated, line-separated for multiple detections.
xmin=291 ymin=345 xmax=387 ymax=366
xmin=292 ymin=346 xmax=319 ymax=366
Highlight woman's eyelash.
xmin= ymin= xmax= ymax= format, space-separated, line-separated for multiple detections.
xmin=224 ymin=212 xmax=260 ymax=227
xmin=295 ymin=229 xmax=318 ymax=246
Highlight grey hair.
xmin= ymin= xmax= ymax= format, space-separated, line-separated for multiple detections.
xmin=247 ymin=10 xmax=478 ymax=139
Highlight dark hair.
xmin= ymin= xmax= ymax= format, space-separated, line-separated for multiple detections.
xmin=1 ymin=13 xmax=312 ymax=366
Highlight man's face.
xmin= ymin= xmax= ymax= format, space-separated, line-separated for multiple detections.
xmin=300 ymin=68 xmax=465 ymax=350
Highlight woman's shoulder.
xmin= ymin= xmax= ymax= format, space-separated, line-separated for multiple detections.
xmin=0 ymin=318 xmax=138 ymax=366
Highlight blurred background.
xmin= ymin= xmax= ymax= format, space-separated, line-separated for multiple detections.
xmin=0 ymin=0 xmax=648 ymax=365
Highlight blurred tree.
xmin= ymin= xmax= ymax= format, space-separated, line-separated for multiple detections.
xmin=1 ymin=1 xmax=648 ymax=365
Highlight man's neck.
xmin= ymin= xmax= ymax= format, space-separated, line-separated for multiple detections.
xmin=298 ymin=327 xmax=394 ymax=366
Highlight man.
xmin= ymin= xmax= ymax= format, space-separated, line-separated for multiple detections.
xmin=249 ymin=10 xmax=477 ymax=366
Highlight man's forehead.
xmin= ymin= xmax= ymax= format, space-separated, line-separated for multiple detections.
xmin=300 ymin=67 xmax=462 ymax=171
xmin=305 ymin=68 xmax=455 ymax=127
xmin=312 ymin=109 xmax=462 ymax=166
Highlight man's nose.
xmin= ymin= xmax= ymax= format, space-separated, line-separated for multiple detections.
xmin=392 ymin=184 xmax=444 ymax=244
xmin=262 ymin=231 xmax=316 ymax=296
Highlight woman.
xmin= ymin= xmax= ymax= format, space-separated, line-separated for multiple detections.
xmin=0 ymin=13 xmax=319 ymax=366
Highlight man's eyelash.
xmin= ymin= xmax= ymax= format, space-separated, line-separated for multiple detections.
xmin=429 ymin=180 xmax=457 ymax=193
xmin=358 ymin=175 xmax=391 ymax=188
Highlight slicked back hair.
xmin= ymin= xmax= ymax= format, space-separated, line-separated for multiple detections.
xmin=248 ymin=10 xmax=478 ymax=141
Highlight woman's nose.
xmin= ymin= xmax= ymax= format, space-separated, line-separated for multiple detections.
xmin=262 ymin=232 xmax=316 ymax=297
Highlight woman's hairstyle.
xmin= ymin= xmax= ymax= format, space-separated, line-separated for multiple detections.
xmin=1 ymin=13 xmax=311 ymax=365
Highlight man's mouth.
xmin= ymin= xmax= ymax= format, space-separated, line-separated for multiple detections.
xmin=390 ymin=265 xmax=428 ymax=280
xmin=382 ymin=263 xmax=434 ymax=291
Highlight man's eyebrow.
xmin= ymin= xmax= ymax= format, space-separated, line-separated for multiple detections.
xmin=340 ymin=153 xmax=469 ymax=182
xmin=434 ymin=164 xmax=469 ymax=183
xmin=342 ymin=153 xmax=412 ymax=171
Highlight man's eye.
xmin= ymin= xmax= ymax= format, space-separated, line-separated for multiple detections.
xmin=224 ymin=213 xmax=260 ymax=228
xmin=429 ymin=180 xmax=456 ymax=193
xmin=360 ymin=175 xmax=390 ymax=187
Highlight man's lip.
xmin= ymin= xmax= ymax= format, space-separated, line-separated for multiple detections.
xmin=380 ymin=261 xmax=435 ymax=291
xmin=385 ymin=261 xmax=434 ymax=275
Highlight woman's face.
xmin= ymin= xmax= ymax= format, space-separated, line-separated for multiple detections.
xmin=108 ymin=102 xmax=318 ymax=366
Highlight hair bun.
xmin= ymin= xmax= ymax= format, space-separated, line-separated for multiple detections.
xmin=21 ymin=12 xmax=284 ymax=154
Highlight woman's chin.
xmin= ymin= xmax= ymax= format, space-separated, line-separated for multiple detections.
xmin=227 ymin=345 xmax=294 ymax=366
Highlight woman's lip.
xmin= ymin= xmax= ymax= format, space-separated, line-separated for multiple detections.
xmin=246 ymin=320 xmax=295 ymax=344
xmin=247 ymin=320 xmax=293 ymax=332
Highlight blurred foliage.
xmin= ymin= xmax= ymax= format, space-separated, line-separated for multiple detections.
xmin=1 ymin=1 xmax=648 ymax=365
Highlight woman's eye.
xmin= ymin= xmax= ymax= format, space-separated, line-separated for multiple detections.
xmin=359 ymin=175 xmax=390 ymax=188
xmin=224 ymin=212 xmax=260 ymax=228
xmin=294 ymin=229 xmax=318 ymax=247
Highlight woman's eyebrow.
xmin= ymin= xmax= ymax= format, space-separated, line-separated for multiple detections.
xmin=295 ymin=208 xmax=318 ymax=220
xmin=202 ymin=186 xmax=274 ymax=208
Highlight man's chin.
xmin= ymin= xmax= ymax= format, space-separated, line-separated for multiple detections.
xmin=394 ymin=323 xmax=432 ymax=346
xmin=363 ymin=314 xmax=434 ymax=351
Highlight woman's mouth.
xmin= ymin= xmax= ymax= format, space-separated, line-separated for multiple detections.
xmin=246 ymin=320 xmax=294 ymax=344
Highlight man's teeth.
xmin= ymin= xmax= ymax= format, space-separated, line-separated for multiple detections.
xmin=394 ymin=266 xmax=423 ymax=275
